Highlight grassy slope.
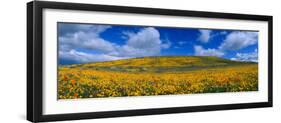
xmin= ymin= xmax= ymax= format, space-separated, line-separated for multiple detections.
xmin=58 ymin=56 xmax=258 ymax=99
xmin=63 ymin=56 xmax=256 ymax=73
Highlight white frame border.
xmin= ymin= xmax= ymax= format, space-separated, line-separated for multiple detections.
xmin=42 ymin=8 xmax=269 ymax=115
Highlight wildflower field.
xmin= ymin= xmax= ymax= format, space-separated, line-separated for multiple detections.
xmin=58 ymin=56 xmax=258 ymax=99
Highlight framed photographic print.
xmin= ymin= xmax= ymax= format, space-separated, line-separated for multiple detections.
xmin=27 ymin=1 xmax=273 ymax=122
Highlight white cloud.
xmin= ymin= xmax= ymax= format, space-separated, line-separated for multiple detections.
xmin=161 ymin=43 xmax=171 ymax=49
xmin=194 ymin=45 xmax=224 ymax=57
xmin=59 ymin=31 xmax=116 ymax=53
xmin=198 ymin=29 xmax=212 ymax=43
xmin=116 ymin=27 xmax=168 ymax=57
xmin=193 ymin=31 xmax=258 ymax=59
xmin=231 ymin=49 xmax=258 ymax=62
xmin=161 ymin=39 xmax=172 ymax=49
xmin=59 ymin=23 xmax=111 ymax=36
xmin=122 ymin=31 xmax=135 ymax=39
xmin=219 ymin=31 xmax=258 ymax=50
xmin=126 ymin=27 xmax=161 ymax=50
xmin=59 ymin=24 xmax=115 ymax=53
xmin=59 ymin=50 xmax=129 ymax=63
xmin=59 ymin=24 xmax=122 ymax=63
xmin=59 ymin=26 xmax=169 ymax=63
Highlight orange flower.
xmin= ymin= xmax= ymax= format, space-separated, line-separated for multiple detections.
xmin=70 ymin=80 xmax=75 ymax=84
xmin=63 ymin=76 xmax=68 ymax=81
xmin=73 ymin=93 xmax=78 ymax=98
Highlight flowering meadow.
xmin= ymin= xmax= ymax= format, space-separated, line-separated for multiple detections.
xmin=58 ymin=56 xmax=258 ymax=99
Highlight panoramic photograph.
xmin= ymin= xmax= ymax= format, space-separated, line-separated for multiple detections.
xmin=57 ymin=22 xmax=258 ymax=99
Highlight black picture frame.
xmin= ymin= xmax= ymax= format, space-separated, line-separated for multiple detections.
xmin=27 ymin=1 xmax=273 ymax=122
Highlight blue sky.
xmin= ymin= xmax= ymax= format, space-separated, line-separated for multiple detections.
xmin=58 ymin=23 xmax=258 ymax=65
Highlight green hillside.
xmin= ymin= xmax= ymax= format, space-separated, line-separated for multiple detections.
xmin=65 ymin=56 xmax=256 ymax=73
xmin=58 ymin=56 xmax=258 ymax=99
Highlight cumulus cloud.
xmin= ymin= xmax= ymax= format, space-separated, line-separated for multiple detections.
xmin=59 ymin=25 xmax=168 ymax=64
xmin=231 ymin=49 xmax=258 ymax=62
xmin=59 ymin=23 xmax=115 ymax=53
xmin=193 ymin=31 xmax=258 ymax=59
xmin=194 ymin=45 xmax=224 ymax=57
xmin=59 ymin=31 xmax=116 ymax=53
xmin=59 ymin=24 xmax=123 ymax=63
xmin=58 ymin=23 xmax=111 ymax=36
xmin=109 ymin=27 xmax=166 ymax=57
xmin=125 ymin=27 xmax=162 ymax=54
xmin=59 ymin=50 xmax=128 ymax=63
xmin=197 ymin=29 xmax=212 ymax=43
xmin=219 ymin=31 xmax=258 ymax=50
